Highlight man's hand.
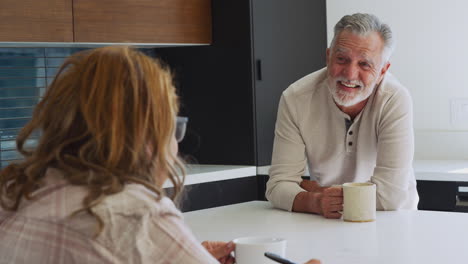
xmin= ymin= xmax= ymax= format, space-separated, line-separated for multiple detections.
xmin=201 ymin=241 xmax=235 ymax=264
xmin=293 ymin=180 xmax=343 ymax=219
xmin=315 ymin=186 xmax=343 ymax=218
xmin=300 ymin=180 xmax=325 ymax=192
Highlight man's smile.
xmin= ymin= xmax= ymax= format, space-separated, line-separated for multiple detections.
xmin=338 ymin=80 xmax=361 ymax=89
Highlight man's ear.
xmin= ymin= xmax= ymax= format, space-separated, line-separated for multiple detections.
xmin=326 ymin=48 xmax=330 ymax=65
xmin=381 ymin=62 xmax=391 ymax=75
xmin=378 ymin=62 xmax=391 ymax=82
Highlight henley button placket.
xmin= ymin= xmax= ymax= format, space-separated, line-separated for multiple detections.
xmin=346 ymin=130 xmax=354 ymax=152
xmin=345 ymin=119 xmax=355 ymax=152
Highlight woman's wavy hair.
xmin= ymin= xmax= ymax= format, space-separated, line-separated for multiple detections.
xmin=0 ymin=46 xmax=185 ymax=233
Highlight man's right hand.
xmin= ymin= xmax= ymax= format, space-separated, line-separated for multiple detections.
xmin=292 ymin=180 xmax=343 ymax=219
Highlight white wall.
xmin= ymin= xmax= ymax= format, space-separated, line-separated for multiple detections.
xmin=327 ymin=0 xmax=468 ymax=159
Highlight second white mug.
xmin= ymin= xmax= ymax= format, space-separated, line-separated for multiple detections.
xmin=233 ymin=236 xmax=287 ymax=264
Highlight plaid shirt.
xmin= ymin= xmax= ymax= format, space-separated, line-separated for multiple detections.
xmin=0 ymin=168 xmax=218 ymax=264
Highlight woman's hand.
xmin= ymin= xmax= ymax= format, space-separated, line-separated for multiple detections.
xmin=202 ymin=240 xmax=320 ymax=264
xmin=201 ymin=241 xmax=235 ymax=264
xmin=304 ymin=260 xmax=321 ymax=264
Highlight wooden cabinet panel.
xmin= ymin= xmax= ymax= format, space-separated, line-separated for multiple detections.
xmin=0 ymin=0 xmax=73 ymax=42
xmin=73 ymin=0 xmax=212 ymax=43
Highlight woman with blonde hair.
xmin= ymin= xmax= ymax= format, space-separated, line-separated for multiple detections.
xmin=0 ymin=46 xmax=235 ymax=263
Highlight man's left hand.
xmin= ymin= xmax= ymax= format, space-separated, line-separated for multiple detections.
xmin=300 ymin=180 xmax=343 ymax=218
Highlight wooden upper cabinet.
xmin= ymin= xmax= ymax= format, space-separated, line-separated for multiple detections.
xmin=0 ymin=0 xmax=73 ymax=42
xmin=73 ymin=0 xmax=212 ymax=44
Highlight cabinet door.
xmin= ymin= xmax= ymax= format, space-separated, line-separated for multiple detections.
xmin=252 ymin=0 xmax=327 ymax=165
xmin=417 ymin=180 xmax=457 ymax=211
xmin=73 ymin=0 xmax=212 ymax=44
xmin=154 ymin=1 xmax=256 ymax=166
xmin=0 ymin=0 xmax=73 ymax=42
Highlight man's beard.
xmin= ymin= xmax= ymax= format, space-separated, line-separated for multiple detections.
xmin=327 ymin=76 xmax=376 ymax=107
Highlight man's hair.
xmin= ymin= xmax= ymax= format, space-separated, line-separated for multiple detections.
xmin=0 ymin=46 xmax=185 ymax=235
xmin=330 ymin=13 xmax=395 ymax=63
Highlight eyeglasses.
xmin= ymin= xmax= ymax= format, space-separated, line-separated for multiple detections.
xmin=176 ymin=116 xmax=188 ymax=142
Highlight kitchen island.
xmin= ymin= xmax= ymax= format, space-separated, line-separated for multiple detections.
xmin=184 ymin=201 xmax=468 ymax=264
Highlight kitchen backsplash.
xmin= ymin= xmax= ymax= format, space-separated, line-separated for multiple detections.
xmin=0 ymin=47 xmax=157 ymax=168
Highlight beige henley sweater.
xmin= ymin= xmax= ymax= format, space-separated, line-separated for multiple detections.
xmin=266 ymin=67 xmax=419 ymax=211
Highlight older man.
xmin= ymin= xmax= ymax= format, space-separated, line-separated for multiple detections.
xmin=266 ymin=13 xmax=418 ymax=218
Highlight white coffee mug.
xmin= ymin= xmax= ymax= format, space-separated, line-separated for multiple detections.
xmin=342 ymin=182 xmax=376 ymax=222
xmin=233 ymin=237 xmax=287 ymax=264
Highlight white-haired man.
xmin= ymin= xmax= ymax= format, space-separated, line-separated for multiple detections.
xmin=266 ymin=13 xmax=419 ymax=218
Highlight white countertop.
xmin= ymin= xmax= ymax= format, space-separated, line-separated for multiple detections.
xmin=413 ymin=160 xmax=468 ymax=181
xmin=184 ymin=201 xmax=468 ymax=264
xmin=163 ymin=164 xmax=256 ymax=188
xmin=258 ymin=160 xmax=468 ymax=182
xmin=162 ymin=160 xmax=468 ymax=188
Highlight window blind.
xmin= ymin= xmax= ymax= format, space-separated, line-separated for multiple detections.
xmin=0 ymin=47 xmax=88 ymax=168
xmin=0 ymin=47 xmax=158 ymax=168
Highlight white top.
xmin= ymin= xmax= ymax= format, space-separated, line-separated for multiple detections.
xmin=184 ymin=201 xmax=468 ymax=264
xmin=259 ymin=160 xmax=468 ymax=182
xmin=266 ymin=68 xmax=419 ymax=211
xmin=414 ymin=160 xmax=468 ymax=181
xmin=163 ymin=165 xmax=256 ymax=188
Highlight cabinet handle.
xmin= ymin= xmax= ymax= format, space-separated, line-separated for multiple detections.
xmin=256 ymin=59 xmax=262 ymax=81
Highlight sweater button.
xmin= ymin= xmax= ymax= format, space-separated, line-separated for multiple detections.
xmin=348 ymin=142 xmax=353 ymax=146
xmin=349 ymin=131 xmax=353 ymax=135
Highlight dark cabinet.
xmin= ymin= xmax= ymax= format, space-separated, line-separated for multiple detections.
xmin=167 ymin=176 xmax=259 ymax=212
xmin=417 ymin=180 xmax=468 ymax=212
xmin=252 ymin=0 xmax=327 ymax=165
xmin=156 ymin=0 xmax=327 ymax=166
xmin=417 ymin=180 xmax=457 ymax=211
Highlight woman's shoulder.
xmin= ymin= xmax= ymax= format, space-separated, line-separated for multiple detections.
xmin=95 ymin=183 xmax=182 ymax=219
xmin=91 ymin=185 xmax=214 ymax=263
